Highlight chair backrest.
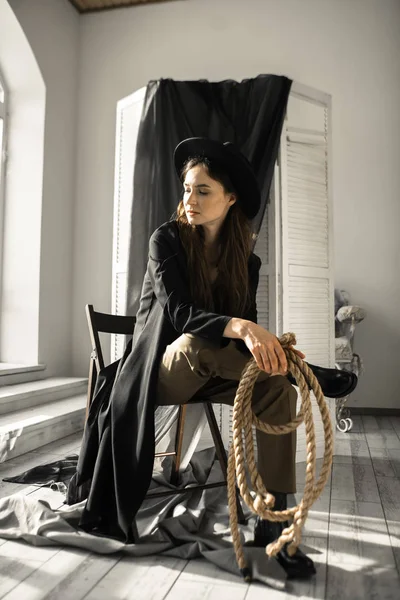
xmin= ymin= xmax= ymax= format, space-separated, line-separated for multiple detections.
xmin=85 ymin=304 xmax=136 ymax=415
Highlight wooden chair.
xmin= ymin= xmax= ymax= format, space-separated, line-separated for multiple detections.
xmin=85 ymin=304 xmax=245 ymax=520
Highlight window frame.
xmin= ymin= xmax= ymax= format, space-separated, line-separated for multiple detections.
xmin=0 ymin=71 xmax=7 ymax=341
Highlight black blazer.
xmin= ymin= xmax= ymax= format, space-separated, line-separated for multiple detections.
xmin=72 ymin=220 xmax=262 ymax=541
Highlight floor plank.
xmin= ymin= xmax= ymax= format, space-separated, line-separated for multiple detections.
xmin=390 ymin=417 xmax=400 ymax=436
xmin=0 ymin=548 xmax=91 ymax=600
xmin=331 ymin=464 xmax=356 ymax=501
xmin=333 ymin=439 xmax=371 ymax=466
xmin=0 ymin=541 xmax=62 ymax=599
xmin=31 ymin=433 xmax=82 ymax=458
xmin=365 ymin=430 xmax=400 ymax=450
xmin=375 ymin=417 xmax=396 ymax=431
xmin=326 ymin=564 xmax=400 ymax=600
xmin=166 ymin=579 xmax=247 ymax=600
xmin=387 ymin=448 xmax=400 ymax=477
xmin=164 ymin=558 xmax=249 ymax=600
xmin=336 ymin=431 xmax=366 ymax=442
xmin=85 ymin=556 xmax=188 ymax=600
xmin=370 ymin=448 xmax=397 ymax=478
xmin=362 ymin=416 xmax=381 ymax=432
xmin=353 ymin=463 xmax=381 ymax=503
xmin=328 ymin=499 xmax=396 ymax=569
xmin=0 ymin=557 xmax=42 ymax=598
xmin=382 ymin=504 xmax=400 ymax=573
xmin=40 ymin=554 xmax=120 ymax=600
xmin=376 ymin=476 xmax=400 ymax=511
xmin=349 ymin=415 xmax=364 ymax=433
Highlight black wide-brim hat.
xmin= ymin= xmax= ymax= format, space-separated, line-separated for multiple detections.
xmin=174 ymin=137 xmax=261 ymax=220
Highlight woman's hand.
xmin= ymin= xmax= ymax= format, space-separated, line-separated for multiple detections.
xmin=242 ymin=322 xmax=305 ymax=375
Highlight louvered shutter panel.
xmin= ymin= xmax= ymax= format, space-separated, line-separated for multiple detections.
xmin=111 ymin=88 xmax=146 ymax=361
xmin=280 ymin=95 xmax=335 ymax=464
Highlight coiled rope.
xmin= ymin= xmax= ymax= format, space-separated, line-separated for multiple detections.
xmin=227 ymin=333 xmax=333 ymax=582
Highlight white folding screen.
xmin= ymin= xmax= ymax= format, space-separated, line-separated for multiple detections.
xmin=280 ymin=83 xmax=335 ymax=463
xmin=111 ymin=82 xmax=335 ymax=462
xmin=111 ymin=87 xmax=146 ymax=362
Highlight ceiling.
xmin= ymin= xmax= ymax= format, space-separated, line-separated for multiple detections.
xmin=68 ymin=0 xmax=180 ymax=13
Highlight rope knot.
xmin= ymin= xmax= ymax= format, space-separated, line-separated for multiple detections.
xmin=279 ymin=332 xmax=297 ymax=348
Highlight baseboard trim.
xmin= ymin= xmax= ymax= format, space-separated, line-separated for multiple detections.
xmin=351 ymin=407 xmax=400 ymax=416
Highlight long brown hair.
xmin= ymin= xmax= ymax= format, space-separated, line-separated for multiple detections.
xmin=175 ymin=157 xmax=253 ymax=317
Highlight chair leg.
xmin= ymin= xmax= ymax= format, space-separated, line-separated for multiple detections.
xmin=170 ymin=404 xmax=187 ymax=486
xmin=86 ymin=360 xmax=97 ymax=421
xmin=203 ymin=402 xmax=246 ymax=524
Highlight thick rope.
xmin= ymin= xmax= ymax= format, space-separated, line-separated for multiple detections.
xmin=227 ymin=332 xmax=333 ymax=582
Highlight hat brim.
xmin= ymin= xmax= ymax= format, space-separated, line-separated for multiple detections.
xmin=174 ymin=138 xmax=260 ymax=220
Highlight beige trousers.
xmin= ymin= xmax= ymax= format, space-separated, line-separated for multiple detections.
xmin=156 ymin=334 xmax=297 ymax=493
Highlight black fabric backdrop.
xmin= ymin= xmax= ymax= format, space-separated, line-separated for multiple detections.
xmin=126 ymin=74 xmax=292 ymax=316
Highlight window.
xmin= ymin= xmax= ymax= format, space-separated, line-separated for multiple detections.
xmin=0 ymin=72 xmax=6 ymax=328
xmin=0 ymin=72 xmax=6 ymax=213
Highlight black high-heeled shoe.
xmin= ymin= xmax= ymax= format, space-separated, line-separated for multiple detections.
xmin=287 ymin=363 xmax=357 ymax=398
xmin=253 ymin=492 xmax=316 ymax=580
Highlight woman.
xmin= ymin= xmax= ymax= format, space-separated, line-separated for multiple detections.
xmin=74 ymin=137 xmax=353 ymax=579
xmin=151 ymin=137 xmax=315 ymax=579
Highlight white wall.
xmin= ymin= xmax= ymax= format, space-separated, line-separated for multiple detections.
xmin=72 ymin=0 xmax=400 ymax=409
xmin=0 ymin=0 xmax=45 ymax=365
xmin=8 ymin=0 xmax=79 ymax=375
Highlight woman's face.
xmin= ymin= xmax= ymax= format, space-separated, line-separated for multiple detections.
xmin=183 ymin=165 xmax=236 ymax=229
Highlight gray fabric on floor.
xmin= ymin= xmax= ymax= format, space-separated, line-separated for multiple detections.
xmin=0 ymin=448 xmax=287 ymax=589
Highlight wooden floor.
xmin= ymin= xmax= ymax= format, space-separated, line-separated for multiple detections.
xmin=0 ymin=414 xmax=400 ymax=599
